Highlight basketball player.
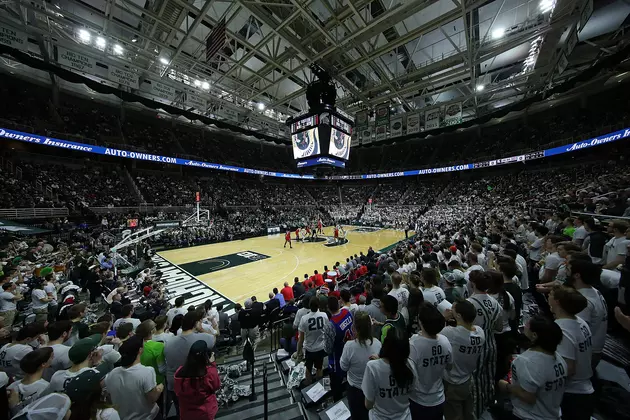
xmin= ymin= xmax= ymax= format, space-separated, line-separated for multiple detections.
xmin=334 ymin=225 xmax=339 ymax=244
xmin=284 ymin=231 xmax=292 ymax=249
xmin=305 ymin=225 xmax=311 ymax=241
xmin=310 ymin=224 xmax=316 ymax=240
xmin=295 ymin=227 xmax=300 ymax=242
xmin=317 ymin=218 xmax=323 ymax=234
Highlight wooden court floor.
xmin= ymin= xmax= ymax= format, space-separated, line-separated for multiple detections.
xmin=158 ymin=226 xmax=405 ymax=305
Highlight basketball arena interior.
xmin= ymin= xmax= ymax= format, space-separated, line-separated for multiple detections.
xmin=1 ymin=0 xmax=630 ymax=419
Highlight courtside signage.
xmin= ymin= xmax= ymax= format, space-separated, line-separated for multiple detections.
xmin=1 ymin=127 xmax=628 ymax=180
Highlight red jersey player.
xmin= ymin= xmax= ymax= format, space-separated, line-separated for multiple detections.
xmin=284 ymin=231 xmax=292 ymax=248
xmin=317 ymin=219 xmax=323 ymax=234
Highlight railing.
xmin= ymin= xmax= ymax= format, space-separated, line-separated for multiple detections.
xmin=0 ymin=207 xmax=69 ymax=219
xmin=570 ymin=211 xmax=630 ymax=221
xmin=262 ymin=364 xmax=269 ymax=420
xmin=89 ymin=205 xmax=191 ymax=214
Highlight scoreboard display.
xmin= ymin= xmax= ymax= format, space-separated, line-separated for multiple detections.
xmin=288 ymin=107 xmax=354 ymax=168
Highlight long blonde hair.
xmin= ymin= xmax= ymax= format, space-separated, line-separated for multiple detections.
xmin=354 ymin=312 xmax=373 ymax=347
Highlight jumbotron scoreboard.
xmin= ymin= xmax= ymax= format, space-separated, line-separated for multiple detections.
xmin=287 ymin=106 xmax=354 ymax=169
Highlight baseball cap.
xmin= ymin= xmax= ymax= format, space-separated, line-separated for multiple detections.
xmin=12 ymin=393 xmax=71 ymax=420
xmin=68 ymin=335 xmax=102 ymax=364
xmin=189 ymin=340 xmax=209 ymax=357
xmin=64 ymin=369 xmax=105 ymax=402
xmin=118 ymin=335 xmax=144 ymax=366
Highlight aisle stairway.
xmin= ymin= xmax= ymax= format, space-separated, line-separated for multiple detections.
xmin=216 ymin=351 xmax=304 ymax=420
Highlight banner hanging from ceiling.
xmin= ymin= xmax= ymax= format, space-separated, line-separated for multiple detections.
xmin=443 ymin=103 xmax=462 ymax=126
xmin=375 ymin=104 xmax=390 ymax=141
xmin=406 ymin=113 xmax=421 ymax=135
xmin=0 ymin=23 xmax=28 ymax=52
xmin=425 ymin=108 xmax=441 ymax=130
xmin=390 ymin=117 xmax=403 ymax=138
xmin=56 ymin=46 xmax=96 ymax=74
xmin=354 ymin=111 xmax=369 ymax=130
xmin=107 ymin=66 xmax=139 ymax=89
xmin=361 ymin=125 xmax=373 ymax=145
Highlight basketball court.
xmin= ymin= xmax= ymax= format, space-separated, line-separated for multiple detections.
xmin=157 ymin=226 xmax=405 ymax=306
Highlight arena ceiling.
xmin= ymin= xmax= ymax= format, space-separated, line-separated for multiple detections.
xmin=0 ymin=0 xmax=629 ymax=138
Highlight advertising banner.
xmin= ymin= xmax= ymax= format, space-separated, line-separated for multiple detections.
xmin=425 ymin=108 xmax=441 ymax=130
xmin=107 ymin=66 xmax=139 ymax=89
xmin=406 ymin=113 xmax=421 ymax=135
xmin=0 ymin=23 xmax=28 ymax=51
xmin=1 ymin=126 xmax=629 ymax=180
xmin=185 ymin=91 xmax=207 ymax=111
xmin=57 ymin=46 xmax=96 ymax=74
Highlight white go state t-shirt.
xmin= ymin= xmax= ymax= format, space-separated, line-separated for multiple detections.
xmin=555 ymin=317 xmax=594 ymax=395
xmin=408 ymin=334 xmax=452 ymax=406
xmin=511 ymin=349 xmax=568 ymax=420
xmin=441 ymin=325 xmax=485 ymax=385
xmin=361 ymin=358 xmax=415 ymax=420
xmin=422 ymin=286 xmax=446 ymax=308
xmin=298 ymin=311 xmax=329 ymax=353
xmin=576 ymin=287 xmax=608 ymax=354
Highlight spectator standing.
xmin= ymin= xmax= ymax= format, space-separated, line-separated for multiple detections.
xmin=497 ymin=316 xmax=567 ymax=420
xmin=136 ymin=320 xmax=166 ymax=386
xmin=105 ymin=336 xmax=163 ymax=420
xmin=549 ymin=286 xmax=594 ymax=420
xmin=174 ymin=340 xmax=221 ymax=420
xmin=340 ymin=312 xmax=382 ymax=420
xmin=292 ymin=277 xmax=305 ymax=300
xmin=164 ymin=312 xmax=216 ymax=410
xmin=0 ymin=282 xmax=22 ymax=327
xmin=238 ymin=299 xmax=260 ymax=350
xmin=7 ymin=348 xmax=53 ymax=417
xmin=112 ymin=305 xmax=141 ymax=331
xmin=408 ymin=304 xmax=453 ymax=420
xmin=166 ymin=297 xmax=187 ymax=326
xmin=603 ymin=221 xmax=629 ymax=269
xmin=362 ymin=285 xmax=386 ymax=338
xmin=379 ymin=295 xmax=406 ymax=342
xmin=297 ymin=297 xmax=329 ymax=384
xmin=65 ymin=369 xmax=120 ymax=420
xmin=151 ymin=316 xmax=174 ymax=344
xmin=361 ymin=328 xmax=416 ymax=420
xmin=388 ymin=272 xmax=410 ymax=308
xmin=31 ymin=280 xmax=51 ymax=323
xmin=280 ymin=282 xmax=294 ymax=302
xmin=328 ymin=297 xmax=354 ymax=401
xmin=43 ymin=321 xmax=73 ymax=381
xmin=0 ymin=324 xmax=37 ymax=380
xmin=566 ymin=259 xmax=608 ymax=369
xmin=441 ymin=300 xmax=485 ymax=420
xmin=466 ymin=272 xmax=502 ymax=418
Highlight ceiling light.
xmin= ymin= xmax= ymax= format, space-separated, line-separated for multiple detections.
xmin=96 ymin=37 xmax=106 ymax=48
xmin=131 ymin=36 xmax=138 ymax=43
xmin=159 ymin=57 xmax=169 ymax=65
xmin=476 ymin=84 xmax=485 ymax=92
xmin=194 ymin=80 xmax=201 ymax=87
xmin=539 ymin=0 xmax=556 ymax=13
xmin=257 ymin=102 xmax=266 ymax=111
xmin=492 ymin=28 xmax=505 ymax=40
xmin=201 ymin=81 xmax=210 ymax=90
xmin=78 ymin=29 xmax=91 ymax=43
xmin=113 ymin=44 xmax=124 ymax=55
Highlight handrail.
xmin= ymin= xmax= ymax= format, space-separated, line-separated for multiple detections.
xmin=262 ymin=364 xmax=268 ymax=420
xmin=570 ymin=211 xmax=630 ymax=221
xmin=0 ymin=208 xmax=69 ymax=219
xmin=89 ymin=205 xmax=191 ymax=214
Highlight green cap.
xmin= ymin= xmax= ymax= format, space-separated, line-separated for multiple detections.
xmin=68 ymin=335 xmax=101 ymax=364
xmin=40 ymin=267 xmax=54 ymax=277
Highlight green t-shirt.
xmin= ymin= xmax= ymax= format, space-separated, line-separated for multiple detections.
xmin=140 ymin=340 xmax=165 ymax=385
xmin=563 ymin=226 xmax=576 ymax=238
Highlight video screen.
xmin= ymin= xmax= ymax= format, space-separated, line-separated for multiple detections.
xmin=328 ymin=127 xmax=351 ymax=160
xmin=291 ymin=127 xmax=320 ymax=159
